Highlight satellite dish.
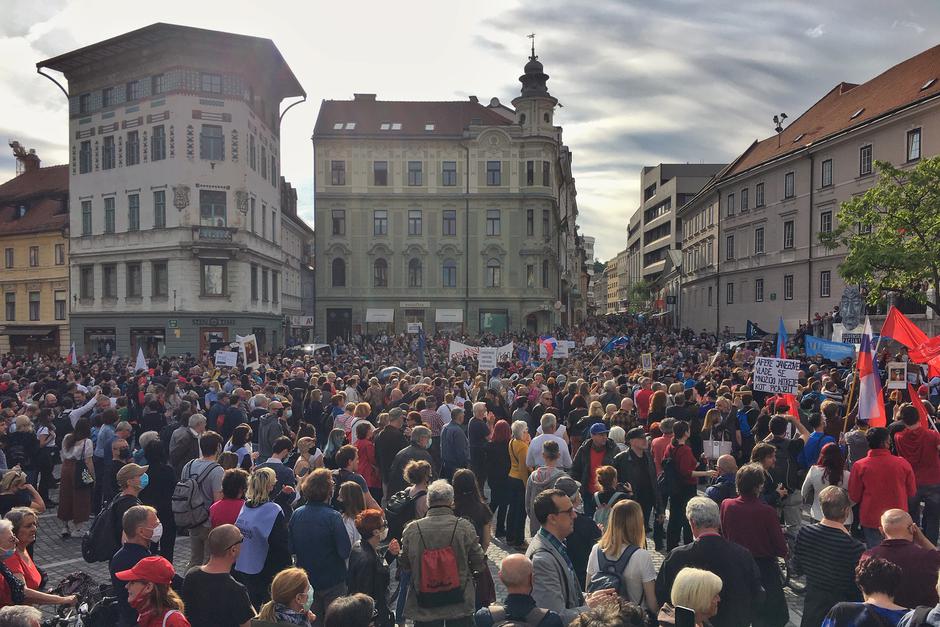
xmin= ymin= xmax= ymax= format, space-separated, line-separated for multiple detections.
xmin=553 ymin=301 xmax=563 ymax=310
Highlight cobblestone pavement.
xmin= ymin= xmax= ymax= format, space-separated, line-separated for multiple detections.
xmin=33 ymin=482 xmax=804 ymax=625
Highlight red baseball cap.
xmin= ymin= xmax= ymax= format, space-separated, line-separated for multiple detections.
xmin=115 ymin=556 xmax=175 ymax=585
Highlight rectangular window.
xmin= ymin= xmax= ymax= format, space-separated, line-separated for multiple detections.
xmin=442 ymin=209 xmax=457 ymax=236
xmin=331 ymin=209 xmax=346 ymax=236
xmin=373 ymin=161 xmax=387 ymax=186
xmin=151 ymin=74 xmax=166 ymax=95
xmin=784 ymin=274 xmax=794 ymax=300
xmin=754 ymin=227 xmax=764 ymax=254
xmin=261 ymin=146 xmax=267 ymax=179
xmin=54 ymin=292 xmax=66 ymax=320
xmin=102 ymin=264 xmax=117 ymax=298
xmin=755 ymin=182 xmax=765 ymax=207
xmin=79 ymin=93 xmax=90 ymax=114
xmin=262 ymin=269 xmax=269 ymax=301
xmin=151 ymin=125 xmax=166 ymax=161
xmin=708 ymin=286 xmax=713 ymax=307
xmin=4 ymin=293 xmax=14 ymax=321
xmin=153 ymin=190 xmax=166 ymax=228
xmin=526 ymin=264 xmax=535 ymax=288
xmin=783 ymin=220 xmax=795 ymax=249
xmin=28 ymin=246 xmax=38 ymax=268
xmin=201 ymin=73 xmax=222 ymax=93
xmin=486 ymin=161 xmax=501 ymax=186
xmin=271 ymin=209 xmax=277 ymax=243
xmin=103 ymin=136 xmax=115 ymax=170
xmin=726 ymin=282 xmax=734 ymax=304
xmin=125 ymin=80 xmax=140 ymax=102
xmin=486 ymin=209 xmax=501 ymax=236
xmin=373 ymin=209 xmax=388 ymax=236
xmin=55 ymin=243 xmax=64 ymax=265
xmin=250 ymin=198 xmax=256 ymax=233
xmin=820 ymin=270 xmax=831 ymax=298
xmin=644 ymin=184 xmax=657 ymax=202
xmin=543 ymin=161 xmax=551 ymax=187
xmin=102 ymin=87 xmax=114 ymax=108
xmin=726 ymin=193 xmax=735 ymax=217
xmin=126 ymin=262 xmax=142 ymax=298
xmin=80 ymin=266 xmax=94 ymax=299
xmin=725 ymin=234 xmax=735 ymax=260
xmin=202 ymin=261 xmax=226 ymax=296
xmin=330 ymin=160 xmax=346 ymax=185
xmin=907 ymin=128 xmax=922 ymax=161
xmin=784 ymin=172 xmax=795 ymax=198
xmin=442 ymin=262 xmax=457 ymax=288
xmin=408 ymin=209 xmax=423 ymax=235
xmin=442 ymin=161 xmax=457 ymax=186
xmin=526 ymin=161 xmax=535 ymax=186
xmin=199 ymin=190 xmax=226 ymax=226
xmin=249 ymin=135 xmax=256 ymax=170
xmin=543 ymin=209 xmax=550 ymax=237
xmin=128 ymin=194 xmax=140 ymax=231
xmin=250 ymin=265 xmax=258 ymax=300
xmin=821 ymin=159 xmax=833 ymax=188
xmin=741 ymin=188 xmax=749 ymax=212
xmin=755 ymin=278 xmax=764 ymax=303
xmin=272 ymin=272 xmax=279 ymax=303
xmin=200 ymin=125 xmax=224 ymax=161
xmin=860 ymin=145 xmax=872 ymax=176
xmin=408 ymin=161 xmax=423 ymax=186
xmin=820 ymin=210 xmax=832 ymax=234
xmin=79 ymin=141 xmax=92 ymax=173
xmin=126 ymin=131 xmax=139 ymax=166
xmin=526 ymin=209 xmax=534 ymax=236
xmin=542 ymin=259 xmax=550 ymax=288
xmin=261 ymin=205 xmax=266 ymax=239
xmin=104 ymin=197 xmax=115 ymax=233
xmin=152 ymin=262 xmax=168 ymax=297
xmin=271 ymin=156 xmax=278 ymax=186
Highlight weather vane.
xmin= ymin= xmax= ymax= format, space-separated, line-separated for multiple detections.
xmin=528 ymin=33 xmax=536 ymax=59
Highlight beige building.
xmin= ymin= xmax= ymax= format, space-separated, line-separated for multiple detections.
xmin=679 ymin=44 xmax=940 ymax=335
xmin=312 ymin=50 xmax=585 ymax=338
xmin=604 ymin=255 xmax=620 ymax=314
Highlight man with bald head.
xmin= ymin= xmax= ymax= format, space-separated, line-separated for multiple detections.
xmin=863 ymin=508 xmax=940 ymax=609
xmin=473 ymin=554 xmax=564 ymax=627
xmin=706 ymin=454 xmax=739 ymax=506
xmin=181 ymin=524 xmax=255 ymax=627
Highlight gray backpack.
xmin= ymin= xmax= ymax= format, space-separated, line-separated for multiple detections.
xmin=172 ymin=461 xmax=219 ymax=529
xmin=488 ymin=605 xmax=549 ymax=626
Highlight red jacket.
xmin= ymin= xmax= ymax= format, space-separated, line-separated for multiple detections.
xmin=894 ymin=427 xmax=940 ymax=486
xmin=848 ymin=449 xmax=916 ymax=528
xmin=663 ymin=442 xmax=698 ymax=486
xmin=354 ymin=438 xmax=381 ymax=489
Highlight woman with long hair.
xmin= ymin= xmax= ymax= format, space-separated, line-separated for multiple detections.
xmin=293 ymin=436 xmax=324 ymax=478
xmin=701 ymin=409 xmax=721 ymax=440
xmin=115 ymin=556 xmax=190 ymax=626
xmin=648 ymin=390 xmax=668 ymax=424
xmin=486 ymin=420 xmax=512 ymax=539
xmin=586 ymin=499 xmax=659 ymax=614
xmin=663 ymin=421 xmax=717 ymax=550
xmin=256 ymin=567 xmax=315 ymax=627
xmin=338 ymin=481 xmax=366 ymax=546
xmin=322 ymin=428 xmax=346 ymax=470
xmin=232 ymin=467 xmax=291 ymax=607
xmin=57 ymin=417 xmax=93 ymax=538
xmin=303 ymin=388 xmax=325 ymax=443
xmin=452 ymin=468 xmax=496 ymax=609
xmin=801 ymin=442 xmax=853 ymax=523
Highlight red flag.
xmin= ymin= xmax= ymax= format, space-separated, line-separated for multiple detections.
xmin=880 ymin=306 xmax=928 ymax=349
xmin=910 ymin=336 xmax=940 ymax=364
xmin=908 ymin=383 xmax=931 ymax=429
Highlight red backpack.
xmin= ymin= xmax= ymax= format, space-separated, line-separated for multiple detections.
xmin=414 ymin=519 xmax=463 ymax=608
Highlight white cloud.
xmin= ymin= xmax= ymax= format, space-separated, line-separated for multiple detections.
xmin=805 ymin=24 xmax=825 ymax=38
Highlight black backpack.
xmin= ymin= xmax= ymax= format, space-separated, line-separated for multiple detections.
xmin=657 ymin=454 xmax=678 ymax=498
xmin=487 ymin=605 xmax=549 ymax=626
xmin=82 ymin=501 xmax=119 ymax=563
xmin=587 ymin=544 xmax=640 ymax=596
xmin=385 ymin=488 xmax=426 ymax=540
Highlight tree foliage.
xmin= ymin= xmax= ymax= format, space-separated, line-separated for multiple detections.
xmin=819 ymin=156 xmax=940 ymax=315
xmin=630 ymin=279 xmax=654 ymax=303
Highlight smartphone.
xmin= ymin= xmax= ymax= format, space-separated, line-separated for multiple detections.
xmin=675 ymin=605 xmax=696 ymax=627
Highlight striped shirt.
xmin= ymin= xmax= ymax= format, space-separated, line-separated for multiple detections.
xmin=793 ymin=523 xmax=865 ymax=600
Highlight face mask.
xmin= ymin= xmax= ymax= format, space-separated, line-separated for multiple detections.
xmin=285 ymin=409 xmax=292 ymax=418
xmin=303 ymin=585 xmax=314 ymax=611
xmin=379 ymin=527 xmax=389 ymax=541
xmin=120 ymin=448 xmax=131 ymax=460
xmin=138 ymin=473 xmax=149 ymax=490
xmin=129 ymin=586 xmax=151 ymax=611
xmin=0 ymin=548 xmax=14 ymax=560
xmin=425 ymin=440 xmax=432 ymax=450
xmin=149 ymin=522 xmax=163 ymax=544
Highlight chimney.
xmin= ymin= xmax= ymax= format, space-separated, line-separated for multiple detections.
xmin=353 ymin=93 xmax=376 ymax=101
xmin=9 ymin=140 xmax=41 ymax=175
xmin=468 ymin=95 xmax=479 ymax=103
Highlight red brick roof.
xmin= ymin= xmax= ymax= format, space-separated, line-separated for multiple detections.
xmin=0 ymin=165 xmax=69 ymax=236
xmin=727 ymin=43 xmax=940 ymax=176
xmin=313 ymin=97 xmax=513 ymax=138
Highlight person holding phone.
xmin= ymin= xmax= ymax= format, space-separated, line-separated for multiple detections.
xmin=666 ymin=567 xmax=722 ymax=627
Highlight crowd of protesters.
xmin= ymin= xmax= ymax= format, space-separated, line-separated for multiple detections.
xmin=0 ymin=313 xmax=939 ymax=627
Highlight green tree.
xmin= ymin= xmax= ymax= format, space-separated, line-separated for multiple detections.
xmin=630 ymin=279 xmax=654 ymax=304
xmin=819 ymin=156 xmax=940 ymax=316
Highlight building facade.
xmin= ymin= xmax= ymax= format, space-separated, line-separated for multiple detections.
xmin=0 ymin=145 xmax=70 ymax=356
xmin=279 ymin=177 xmax=315 ymax=343
xmin=313 ymin=50 xmax=584 ymax=338
xmin=679 ymin=44 xmax=940 ymax=335
xmin=38 ymin=23 xmax=306 ymax=357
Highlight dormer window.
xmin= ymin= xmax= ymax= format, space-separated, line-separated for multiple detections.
xmin=333 ymin=123 xmax=344 ymax=130
xmin=391 ymin=123 xmax=402 ymax=130
xmin=921 ymin=78 xmax=937 ymax=91
xmin=792 ymin=133 xmax=805 ymax=143
xmin=344 ymin=122 xmax=356 ymax=130
xmin=850 ymin=108 xmax=865 ymax=119
xmin=380 ymin=123 xmax=391 ymax=130
xmin=15 ymin=204 xmax=27 ymax=218
xmin=424 ymin=123 xmax=435 ymax=131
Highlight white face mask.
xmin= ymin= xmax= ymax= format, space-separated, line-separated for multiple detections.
xmin=149 ymin=522 xmax=163 ymax=544
xmin=379 ymin=527 xmax=389 ymax=541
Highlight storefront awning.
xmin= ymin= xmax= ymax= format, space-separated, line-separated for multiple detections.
xmin=365 ymin=309 xmax=394 ymax=323
xmin=3 ymin=327 xmax=55 ymax=338
xmin=435 ymin=309 xmax=464 ymax=323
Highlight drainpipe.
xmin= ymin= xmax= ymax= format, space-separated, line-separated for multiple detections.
xmin=463 ymin=143 xmax=470 ymax=333
xmin=714 ymin=187 xmax=721 ymax=336
xmin=807 ymin=154 xmax=815 ymax=327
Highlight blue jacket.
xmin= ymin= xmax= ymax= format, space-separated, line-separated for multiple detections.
xmin=441 ymin=422 xmax=470 ymax=467
xmin=289 ymin=501 xmax=351 ymax=590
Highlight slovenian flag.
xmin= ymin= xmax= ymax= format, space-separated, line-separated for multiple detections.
xmin=776 ymin=318 xmax=800 ymax=421
xmin=539 ymin=336 xmax=557 ymax=359
xmin=858 ymin=316 xmax=887 ymax=427
xmin=602 ymin=336 xmax=629 ymax=353
xmin=67 ymin=342 xmax=77 ymax=364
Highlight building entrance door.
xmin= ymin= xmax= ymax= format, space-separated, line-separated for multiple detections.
xmin=326 ymin=308 xmax=352 ymax=341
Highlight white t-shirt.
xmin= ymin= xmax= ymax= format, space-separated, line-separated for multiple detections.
xmin=585 ymin=544 xmax=657 ymax=607
xmin=62 ymin=438 xmax=93 ymax=461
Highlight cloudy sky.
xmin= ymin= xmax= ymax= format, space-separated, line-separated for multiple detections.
xmin=2 ymin=0 xmax=939 ymax=261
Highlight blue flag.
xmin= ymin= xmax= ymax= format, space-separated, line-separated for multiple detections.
xmin=776 ymin=318 xmax=788 ymax=358
xmin=517 ymin=347 xmax=529 ymax=364
xmin=602 ymin=336 xmax=629 ymax=352
xmin=746 ymin=320 xmax=770 ymax=340
xmin=805 ymin=335 xmax=856 ymax=362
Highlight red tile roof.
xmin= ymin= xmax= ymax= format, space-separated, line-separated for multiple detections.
xmin=727 ymin=43 xmax=940 ymax=176
xmin=313 ymin=97 xmax=513 ymax=138
xmin=0 ymin=165 xmax=69 ymax=236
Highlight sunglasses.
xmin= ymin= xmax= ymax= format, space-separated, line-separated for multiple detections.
xmin=225 ymin=538 xmax=244 ymax=551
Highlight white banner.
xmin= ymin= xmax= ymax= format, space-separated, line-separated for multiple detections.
xmin=239 ymin=333 xmax=260 ymax=369
xmin=214 ymin=350 xmax=238 ymax=367
xmin=585 ymin=336 xmax=597 ymax=346
xmin=407 ymin=322 xmax=423 ymax=334
xmin=556 ymin=340 xmax=574 ymax=358
xmin=753 ymin=356 xmax=800 ymax=394
xmin=496 ymin=342 xmax=514 ymax=361
xmin=449 ymin=340 xmax=479 ymax=360
xmin=290 ymin=315 xmax=315 ymax=327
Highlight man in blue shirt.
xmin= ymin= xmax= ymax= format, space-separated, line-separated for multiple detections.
xmin=289 ymin=467 xmax=351 ymax=621
xmin=440 ymin=407 xmax=470 ymax=479
xmin=109 ymin=505 xmax=171 ymax=627
xmin=799 ymin=412 xmax=835 ymax=469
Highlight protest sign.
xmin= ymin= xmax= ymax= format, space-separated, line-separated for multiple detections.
xmin=495 ymin=342 xmax=514 ymax=362
xmin=887 ymin=362 xmax=908 ymax=389
xmin=449 ymin=340 xmax=479 ymax=360
xmin=752 ymin=356 xmax=800 ymax=394
xmin=214 ymin=350 xmax=238 ymax=367
xmin=555 ymin=340 xmax=574 ymax=358
xmin=239 ymin=334 xmax=260 ymax=369
xmin=478 ymin=347 xmax=498 ymax=370
xmin=641 ymin=353 xmax=653 ymax=371
xmin=585 ymin=336 xmax=597 ymax=346
xmin=407 ymin=322 xmax=423 ymax=334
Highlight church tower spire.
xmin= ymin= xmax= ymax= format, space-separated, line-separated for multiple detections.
xmin=519 ymin=33 xmax=552 ymax=98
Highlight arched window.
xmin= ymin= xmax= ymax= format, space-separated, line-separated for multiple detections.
xmin=485 ymin=258 xmax=501 ymax=288
xmin=373 ymin=258 xmax=388 ymax=287
xmin=442 ymin=259 xmax=457 ymax=288
xmin=408 ymin=258 xmax=422 ymax=288
xmin=331 ymin=258 xmax=346 ymax=287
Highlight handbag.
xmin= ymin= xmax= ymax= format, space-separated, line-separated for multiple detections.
xmin=703 ymin=431 xmax=732 ymax=461
xmin=75 ymin=459 xmax=95 ymax=488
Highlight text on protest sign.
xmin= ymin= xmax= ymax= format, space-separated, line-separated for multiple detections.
xmin=214 ymin=350 xmax=238 ymax=367
xmin=752 ymin=357 xmax=800 ymax=394
xmin=478 ymin=347 xmax=498 ymax=370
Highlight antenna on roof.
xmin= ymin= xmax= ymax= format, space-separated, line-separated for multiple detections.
xmin=773 ymin=112 xmax=788 ymax=147
xmin=528 ymin=33 xmax=536 ymax=59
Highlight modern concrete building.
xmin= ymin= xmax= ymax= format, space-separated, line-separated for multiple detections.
xmin=679 ymin=43 xmax=940 ymax=335
xmin=37 ymin=23 xmax=306 ymax=357
xmin=0 ymin=144 xmax=70 ymax=356
xmin=312 ymin=48 xmax=585 ymax=338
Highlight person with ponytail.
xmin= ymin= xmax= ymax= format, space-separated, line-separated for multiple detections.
xmin=256 ymin=567 xmax=316 ymax=627
xmin=663 ymin=421 xmax=717 ymax=550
